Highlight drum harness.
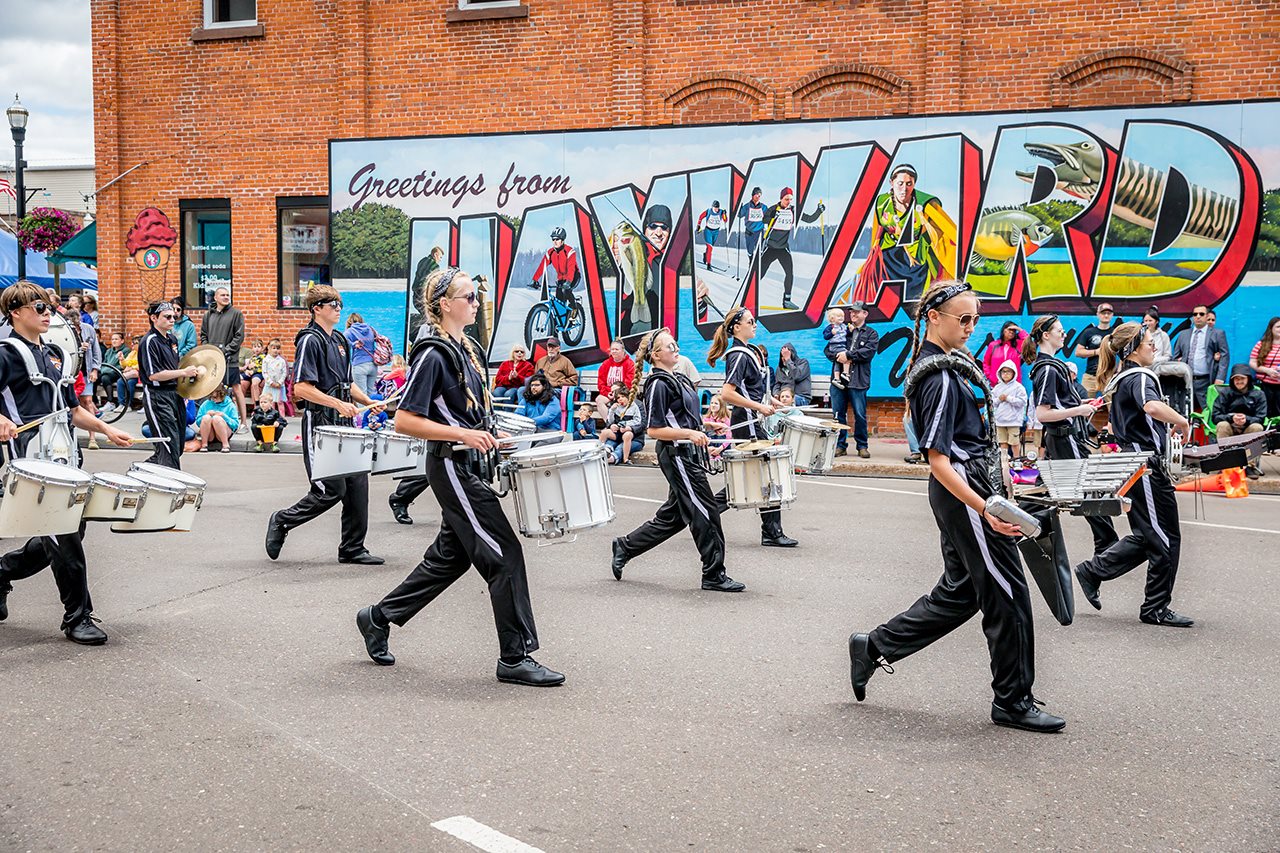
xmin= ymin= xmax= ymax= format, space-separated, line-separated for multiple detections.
xmin=294 ymin=325 xmax=353 ymax=428
xmin=1030 ymin=357 xmax=1096 ymax=449
xmin=0 ymin=336 xmax=77 ymax=465
xmin=1101 ymin=365 xmax=1180 ymax=477
xmin=651 ymin=370 xmax=724 ymax=476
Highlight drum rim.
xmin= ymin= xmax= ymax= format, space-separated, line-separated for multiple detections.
xmin=313 ymin=425 xmax=373 ymax=435
xmin=5 ymin=459 xmax=93 ymax=483
xmin=722 ymin=445 xmax=794 ymax=460
xmin=90 ymin=472 xmax=149 ymax=491
xmin=127 ymin=471 xmax=187 ymax=493
xmin=376 ymin=432 xmax=420 ymax=445
xmin=129 ymin=462 xmax=207 ymax=487
xmin=509 ymin=443 xmax=608 ymax=466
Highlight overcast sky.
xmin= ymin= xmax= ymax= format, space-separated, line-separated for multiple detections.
xmin=0 ymin=0 xmax=94 ymax=167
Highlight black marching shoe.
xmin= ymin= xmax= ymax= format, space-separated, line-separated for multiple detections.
xmin=1140 ymin=608 xmax=1194 ymax=628
xmin=701 ymin=573 xmax=746 ymax=593
xmin=339 ymin=551 xmax=385 ymax=566
xmin=265 ymin=511 xmax=288 ymax=560
xmin=63 ymin=614 xmax=108 ymax=646
xmin=1074 ymin=563 xmax=1102 ymax=610
xmin=611 ymin=538 xmax=627 ymax=581
xmin=496 ymin=656 xmax=565 ymax=687
xmin=761 ymin=527 xmax=798 ymax=547
xmin=991 ymin=701 xmax=1066 ymax=733
xmin=0 ymin=580 xmax=10 ymax=621
xmin=848 ymin=632 xmax=892 ymax=702
xmin=355 ymin=606 xmax=395 ymax=666
xmin=389 ymin=499 xmax=413 ymax=525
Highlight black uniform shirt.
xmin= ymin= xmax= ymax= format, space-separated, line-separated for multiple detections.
xmin=138 ymin=328 xmax=180 ymax=389
xmin=909 ymin=341 xmax=989 ymax=463
xmin=400 ymin=336 xmax=487 ymax=431
xmin=294 ymin=322 xmax=352 ymax=393
xmin=0 ymin=334 xmax=80 ymax=425
xmin=1109 ymin=363 xmax=1165 ymax=454
xmin=644 ymin=369 xmax=702 ymax=433
xmin=1030 ymin=352 xmax=1079 ymax=410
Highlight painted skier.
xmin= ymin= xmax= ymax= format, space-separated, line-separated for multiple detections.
xmin=696 ymin=200 xmax=729 ymax=271
xmin=759 ymin=187 xmax=825 ymax=311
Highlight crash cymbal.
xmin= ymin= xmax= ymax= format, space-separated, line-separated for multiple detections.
xmin=177 ymin=344 xmax=227 ymax=399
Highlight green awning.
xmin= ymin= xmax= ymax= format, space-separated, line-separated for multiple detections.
xmin=47 ymin=221 xmax=97 ymax=267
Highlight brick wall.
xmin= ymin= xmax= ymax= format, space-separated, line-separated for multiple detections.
xmin=91 ymin=0 xmax=1280 ymax=367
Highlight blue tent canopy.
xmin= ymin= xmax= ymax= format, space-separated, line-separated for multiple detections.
xmin=0 ymin=226 xmax=98 ymax=291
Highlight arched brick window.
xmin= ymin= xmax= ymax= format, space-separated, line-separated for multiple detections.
xmin=789 ymin=63 xmax=912 ymax=119
xmin=663 ymin=73 xmax=772 ymax=124
xmin=1051 ymin=48 xmax=1193 ymax=108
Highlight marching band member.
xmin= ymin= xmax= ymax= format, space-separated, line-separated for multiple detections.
xmin=1022 ymin=315 xmax=1120 ymax=553
xmin=706 ymin=307 xmax=798 ymax=547
xmin=1074 ymin=322 xmax=1194 ymax=628
xmin=0 ymin=281 xmax=133 ymax=644
xmin=138 ymin=300 xmax=199 ymax=469
xmin=356 ymin=268 xmax=563 ymax=686
xmin=610 ymin=328 xmax=745 ymax=592
xmin=265 ymin=285 xmax=385 ymax=565
xmin=848 ymin=280 xmax=1065 ymax=733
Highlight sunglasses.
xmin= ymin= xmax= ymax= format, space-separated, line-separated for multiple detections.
xmin=26 ymin=301 xmax=52 ymax=316
xmin=1192 ymin=311 xmax=1207 ymax=316
xmin=936 ymin=309 xmax=981 ymax=326
xmin=316 ymin=299 xmax=342 ymax=309
xmin=451 ymin=292 xmax=478 ymax=305
xmin=160 ymin=314 xmax=176 ymax=321
xmin=645 ymin=223 xmax=671 ymax=233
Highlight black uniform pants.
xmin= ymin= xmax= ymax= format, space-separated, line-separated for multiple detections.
xmin=869 ymin=460 xmax=1037 ymax=709
xmin=377 ymin=454 xmax=538 ymax=660
xmin=1076 ymin=463 xmax=1181 ymax=621
xmin=0 ymin=522 xmax=92 ymax=627
xmin=617 ymin=442 xmax=728 ymax=579
xmin=1044 ymin=429 xmax=1120 ymax=553
xmin=759 ymin=246 xmax=795 ymax=300
xmin=142 ymin=385 xmax=186 ymax=469
xmin=276 ymin=410 xmax=369 ymax=558
xmin=390 ymin=476 xmax=431 ymax=508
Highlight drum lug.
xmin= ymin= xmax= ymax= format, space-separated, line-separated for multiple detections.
xmin=539 ymin=511 xmax=569 ymax=539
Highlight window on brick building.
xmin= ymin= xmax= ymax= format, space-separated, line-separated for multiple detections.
xmin=180 ymin=199 xmax=233 ymax=310
xmin=204 ymin=0 xmax=256 ymax=27
xmin=278 ymin=197 xmax=330 ymax=310
xmin=458 ymin=0 xmax=522 ymax=8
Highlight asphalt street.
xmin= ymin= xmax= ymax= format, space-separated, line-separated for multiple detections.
xmin=2 ymin=451 xmax=1277 ymax=851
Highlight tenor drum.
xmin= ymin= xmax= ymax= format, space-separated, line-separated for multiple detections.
xmin=779 ymin=415 xmax=839 ymax=474
xmin=111 ymin=470 xmax=186 ymax=533
xmin=506 ymin=442 xmax=614 ymax=539
xmin=128 ymin=462 xmax=206 ymax=531
xmin=308 ymin=426 xmax=375 ymax=481
xmin=722 ymin=444 xmax=797 ymax=509
xmin=493 ymin=411 xmax=537 ymax=439
xmin=43 ymin=311 xmax=82 ymax=378
xmin=0 ymin=460 xmax=92 ymax=538
xmin=371 ymin=432 xmax=424 ymax=475
xmin=84 ymin=472 xmax=148 ymax=522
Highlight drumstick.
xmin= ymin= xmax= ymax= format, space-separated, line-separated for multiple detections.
xmin=354 ymin=386 xmax=405 ymax=415
xmin=14 ymin=408 xmax=72 ymax=434
xmin=449 ymin=431 xmax=570 ymax=452
xmin=123 ymin=436 xmax=173 ymax=445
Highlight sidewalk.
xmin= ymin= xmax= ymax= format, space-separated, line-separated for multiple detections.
xmin=85 ymin=409 xmax=306 ymax=455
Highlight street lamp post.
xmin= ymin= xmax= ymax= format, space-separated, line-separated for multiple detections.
xmin=7 ymin=94 xmax=30 ymax=280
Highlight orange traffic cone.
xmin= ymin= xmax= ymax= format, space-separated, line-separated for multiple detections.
xmin=1176 ymin=472 xmax=1225 ymax=492
xmin=1224 ymin=467 xmax=1250 ymax=498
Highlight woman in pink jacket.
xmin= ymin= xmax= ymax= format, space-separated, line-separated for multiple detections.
xmin=983 ymin=321 xmax=1028 ymax=385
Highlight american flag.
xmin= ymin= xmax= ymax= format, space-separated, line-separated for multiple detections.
xmin=0 ymin=175 xmax=14 ymax=198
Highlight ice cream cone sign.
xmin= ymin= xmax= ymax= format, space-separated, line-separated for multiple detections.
xmin=126 ymin=207 xmax=178 ymax=305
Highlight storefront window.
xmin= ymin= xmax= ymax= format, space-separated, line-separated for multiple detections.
xmin=180 ymin=199 xmax=233 ymax=309
xmin=278 ymin=197 xmax=330 ymax=309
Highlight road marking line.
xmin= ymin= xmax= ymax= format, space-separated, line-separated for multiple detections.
xmin=614 ymin=492 xmax=665 ymax=504
xmin=431 ymin=816 xmax=544 ymax=853
xmin=804 ymin=478 xmax=927 ymax=498
xmin=1182 ymin=519 xmax=1280 ymax=535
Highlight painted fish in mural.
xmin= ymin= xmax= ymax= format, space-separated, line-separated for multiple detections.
xmin=1015 ymin=141 xmax=1238 ymax=244
xmin=970 ymin=209 xmax=1055 ymax=272
xmin=609 ymin=220 xmax=650 ymax=314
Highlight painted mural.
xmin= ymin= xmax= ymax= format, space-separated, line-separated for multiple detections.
xmin=328 ymin=100 xmax=1280 ymax=397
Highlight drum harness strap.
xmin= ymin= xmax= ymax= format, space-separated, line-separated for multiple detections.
xmin=647 ymin=369 xmax=721 ymax=475
xmin=1101 ymin=365 xmax=1174 ymax=473
xmin=0 ymin=337 xmax=76 ymax=463
xmin=408 ymin=333 xmax=503 ymax=488
xmin=294 ymin=325 xmax=353 ymax=427
xmin=903 ymin=351 xmax=1006 ymax=497
xmin=1031 ymin=358 xmax=1094 ymax=446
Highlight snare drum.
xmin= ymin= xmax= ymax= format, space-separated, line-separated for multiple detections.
xmin=0 ymin=460 xmax=92 ymax=538
xmin=493 ymin=411 xmax=537 ymax=440
xmin=308 ymin=426 xmax=375 ymax=481
xmin=128 ymin=462 xmax=206 ymax=531
xmin=780 ymin=415 xmax=839 ymax=474
xmin=111 ymin=470 xmax=185 ymax=533
xmin=371 ymin=432 xmax=423 ymax=475
xmin=722 ymin=444 xmax=797 ymax=509
xmin=84 ymin=472 xmax=148 ymax=522
xmin=506 ymin=442 xmax=614 ymax=539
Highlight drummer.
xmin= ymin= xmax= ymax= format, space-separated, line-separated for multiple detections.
xmin=0 ymin=280 xmax=133 ymax=645
xmin=706 ymin=307 xmax=798 ymax=547
xmin=138 ymin=300 xmax=200 ymax=468
xmin=265 ymin=285 xmax=385 ymax=565
xmin=355 ymin=267 xmax=563 ymax=687
xmin=1022 ymin=315 xmax=1119 ymax=554
xmin=610 ymin=328 xmax=745 ymax=592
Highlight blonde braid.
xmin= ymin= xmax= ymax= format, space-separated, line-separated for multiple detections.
xmin=906 ymin=278 xmax=965 ymax=375
xmin=459 ymin=334 xmax=492 ymax=412
xmin=630 ymin=327 xmax=669 ymax=403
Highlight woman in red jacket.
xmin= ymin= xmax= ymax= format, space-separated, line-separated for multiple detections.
xmin=983 ymin=321 xmax=1027 ymax=386
xmin=493 ymin=343 xmax=535 ymax=405
xmin=595 ymin=339 xmax=636 ymax=419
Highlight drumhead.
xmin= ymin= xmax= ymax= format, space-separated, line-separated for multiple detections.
xmin=377 ymin=431 xmax=418 ymax=445
xmin=91 ymin=472 xmax=148 ymax=491
xmin=781 ymin=415 xmax=827 ymax=433
xmin=6 ymin=459 xmax=92 ymax=484
xmin=314 ymin=426 xmax=371 ymax=437
xmin=128 ymin=470 xmax=186 ymax=493
xmin=493 ymin=412 xmax=537 ymax=434
xmin=723 ymin=444 xmax=793 ymax=461
xmin=509 ymin=441 xmax=605 ymax=467
xmin=130 ymin=462 xmax=207 ymax=488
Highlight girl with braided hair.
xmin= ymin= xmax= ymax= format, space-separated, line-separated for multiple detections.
xmin=706 ymin=306 xmax=798 ymax=548
xmin=1073 ymin=322 xmax=1194 ymax=629
xmin=849 ymin=279 xmax=1066 ymax=733
xmin=609 ymin=328 xmax=745 ymax=592
xmin=357 ymin=268 xmax=564 ymax=686
xmin=1021 ymin=315 xmax=1119 ymax=554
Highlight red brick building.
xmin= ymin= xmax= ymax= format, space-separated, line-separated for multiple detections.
xmin=90 ymin=0 xmax=1279 ymax=429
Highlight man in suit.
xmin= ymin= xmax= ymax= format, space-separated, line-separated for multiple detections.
xmin=1172 ymin=304 xmax=1229 ymax=410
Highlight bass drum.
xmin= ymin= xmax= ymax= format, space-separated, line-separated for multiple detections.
xmin=42 ymin=311 xmax=81 ymax=379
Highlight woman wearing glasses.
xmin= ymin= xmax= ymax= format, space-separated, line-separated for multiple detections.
xmin=848 ymin=280 xmax=1065 ymax=733
xmin=137 ymin=300 xmax=201 ymax=469
xmin=265 ymin=285 xmax=385 ymax=566
xmin=706 ymin=306 xmax=798 ymax=548
xmin=357 ymin=268 xmax=563 ymax=686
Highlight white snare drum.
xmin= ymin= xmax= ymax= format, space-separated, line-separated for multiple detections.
xmin=111 ymin=470 xmax=185 ymax=533
xmin=309 ymin=426 xmax=375 ymax=481
xmin=506 ymin=442 xmax=614 ymax=539
xmin=372 ymin=432 xmax=423 ymax=475
xmin=0 ymin=460 xmax=92 ymax=538
xmin=84 ymin=472 xmax=148 ymax=522
xmin=780 ymin=415 xmax=840 ymax=474
xmin=722 ymin=444 xmax=797 ymax=509
xmin=493 ymin=411 xmax=537 ymax=439
xmin=128 ymin=462 xmax=206 ymax=531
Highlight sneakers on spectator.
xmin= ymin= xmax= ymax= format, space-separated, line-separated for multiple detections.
xmin=86 ymin=439 xmax=101 ymax=450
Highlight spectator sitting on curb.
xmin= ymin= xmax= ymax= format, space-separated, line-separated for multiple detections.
xmin=1212 ymin=363 xmax=1268 ymax=478
xmin=516 ymin=374 xmax=562 ymax=432
xmin=196 ymin=385 xmax=241 ymax=452
xmin=572 ymin=404 xmax=598 ymax=441
xmin=595 ymin=339 xmax=636 ymax=420
xmin=704 ymin=393 xmax=731 ymax=457
xmin=494 ymin=344 xmax=534 ymax=404
xmin=251 ymin=391 xmax=288 ymax=452
xmin=601 ymin=385 xmax=644 ymax=464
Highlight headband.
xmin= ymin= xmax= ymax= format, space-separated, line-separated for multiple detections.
xmin=1031 ymin=314 xmax=1059 ymax=342
xmin=921 ymin=282 xmax=972 ymax=317
xmin=148 ymin=301 xmax=175 ymax=317
xmin=726 ymin=307 xmax=748 ymax=330
xmin=1118 ymin=325 xmax=1147 ymax=360
xmin=430 ymin=267 xmax=462 ymax=304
